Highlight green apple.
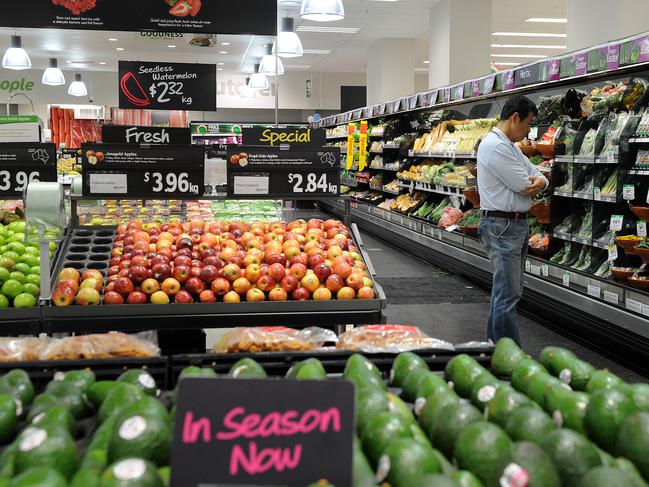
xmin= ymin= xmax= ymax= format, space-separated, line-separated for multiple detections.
xmin=7 ymin=221 xmax=24 ymax=232
xmin=0 ymin=236 xmax=5 ymax=247
xmin=21 ymin=255 xmax=39 ymax=268
xmin=14 ymin=263 xmax=30 ymax=275
xmin=0 ymin=294 xmax=8 ymax=308
xmin=0 ymin=268 xmax=9 ymax=283
xmin=7 ymin=233 xmax=25 ymax=244
xmin=22 ymin=283 xmax=39 ymax=297
xmin=0 ymin=257 xmax=14 ymax=271
xmin=48 ymin=242 xmax=57 ymax=252
xmin=8 ymin=272 xmax=25 ymax=284
xmin=0 ymin=246 xmax=6 ymax=254
xmin=0 ymin=226 xmax=7 ymax=237
xmin=28 ymin=266 xmax=40 ymax=276
xmin=1 ymin=280 xmax=23 ymax=299
xmin=25 ymin=274 xmax=40 ymax=286
xmin=14 ymin=293 xmax=36 ymax=308
xmin=7 ymin=242 xmax=25 ymax=255
xmin=23 ymin=246 xmax=39 ymax=257
xmin=2 ymin=252 xmax=19 ymax=263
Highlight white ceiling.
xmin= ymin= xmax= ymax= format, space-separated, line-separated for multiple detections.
xmin=0 ymin=0 xmax=568 ymax=77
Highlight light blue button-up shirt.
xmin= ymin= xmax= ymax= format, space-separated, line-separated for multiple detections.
xmin=477 ymin=127 xmax=548 ymax=213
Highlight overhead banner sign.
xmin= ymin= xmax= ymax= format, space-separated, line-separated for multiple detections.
xmin=102 ymin=125 xmax=191 ymax=145
xmin=171 ymin=378 xmax=355 ymax=487
xmin=119 ymin=61 xmax=216 ymax=111
xmin=0 ymin=144 xmax=57 ymax=197
xmin=242 ymin=127 xmax=325 ymax=148
xmin=0 ymin=1 xmax=276 ymax=36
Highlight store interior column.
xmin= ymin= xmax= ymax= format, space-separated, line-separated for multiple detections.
xmin=428 ymin=0 xmax=492 ymax=89
xmin=366 ymin=38 xmax=415 ymax=105
xmin=568 ymin=0 xmax=649 ymax=51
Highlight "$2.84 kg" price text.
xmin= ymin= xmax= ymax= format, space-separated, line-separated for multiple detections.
xmin=288 ymin=173 xmax=337 ymax=194
xmin=144 ymin=172 xmax=200 ymax=195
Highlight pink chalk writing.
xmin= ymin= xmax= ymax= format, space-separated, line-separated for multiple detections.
xmin=182 ymin=412 xmax=211 ymax=444
xmin=229 ymin=442 xmax=302 ymax=475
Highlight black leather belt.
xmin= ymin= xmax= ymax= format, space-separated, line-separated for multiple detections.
xmin=481 ymin=210 xmax=527 ymax=221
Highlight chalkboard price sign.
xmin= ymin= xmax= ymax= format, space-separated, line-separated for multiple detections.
xmin=0 ymin=144 xmax=57 ymax=197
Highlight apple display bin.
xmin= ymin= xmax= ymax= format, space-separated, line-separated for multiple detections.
xmin=42 ymin=223 xmax=386 ymax=335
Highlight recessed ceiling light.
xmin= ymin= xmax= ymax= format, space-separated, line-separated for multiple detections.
xmin=526 ymin=18 xmax=567 ymax=23
xmin=221 ymin=42 xmax=230 ymax=46
xmin=296 ymin=26 xmax=360 ymax=34
xmin=108 ymin=38 xmax=118 ymax=42
xmin=217 ymin=62 xmax=224 ymax=65
xmin=421 ymin=60 xmax=430 ymax=64
xmin=302 ymin=49 xmax=332 ymax=54
xmin=491 ymin=53 xmax=548 ymax=58
xmin=492 ymin=32 xmax=567 ymax=38
xmin=414 ymin=68 xmax=428 ymax=72
xmin=116 ymin=47 xmax=124 ymax=51
xmin=491 ymin=43 xmax=566 ymax=49
xmin=168 ymin=45 xmax=176 ymax=48
xmin=219 ymin=50 xmax=228 ymax=54
xmin=99 ymin=61 xmax=106 ymax=65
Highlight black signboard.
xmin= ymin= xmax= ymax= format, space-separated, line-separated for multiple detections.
xmin=171 ymin=378 xmax=355 ymax=487
xmin=0 ymin=1 xmax=276 ymax=36
xmin=119 ymin=61 xmax=216 ymax=111
xmin=242 ymin=128 xmax=325 ymax=148
xmin=0 ymin=144 xmax=57 ymax=197
xmin=226 ymin=146 xmax=340 ymax=198
xmin=81 ymin=143 xmax=204 ymax=198
xmin=102 ymin=126 xmax=191 ymax=145
xmin=514 ymin=63 xmax=542 ymax=87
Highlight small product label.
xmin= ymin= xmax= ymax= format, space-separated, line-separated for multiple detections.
xmin=119 ymin=416 xmax=147 ymax=441
xmin=560 ymin=383 xmax=573 ymax=391
xmin=14 ymin=399 xmax=22 ymax=417
xmin=610 ymin=215 xmax=623 ymax=231
xmin=541 ymin=264 xmax=549 ymax=277
xmin=608 ymin=245 xmax=618 ymax=262
xmin=562 ymin=272 xmax=570 ymax=287
xmin=389 ymin=369 xmax=395 ymax=384
xmin=138 ymin=373 xmax=155 ymax=389
xmin=525 ymin=260 xmax=531 ymax=272
xmin=375 ymin=455 xmax=391 ymax=483
xmin=643 ymin=304 xmax=649 ymax=317
xmin=587 ymin=284 xmax=601 ymax=298
xmin=114 ymin=459 xmax=147 ymax=481
xmin=594 ymin=187 xmax=601 ymax=200
xmin=559 ymin=369 xmax=572 ymax=385
xmin=478 ymin=385 xmax=497 ymax=403
xmin=623 ymin=185 xmax=635 ymax=200
xmin=500 ymin=463 xmax=530 ymax=487
xmin=627 ymin=298 xmax=644 ymax=314
xmin=32 ymin=413 xmax=45 ymax=425
xmin=530 ymin=265 xmax=541 ymax=276
xmin=19 ymin=428 xmax=47 ymax=452
xmin=528 ymin=127 xmax=538 ymax=141
xmin=53 ymin=372 xmax=65 ymax=381
xmin=447 ymin=381 xmax=454 ymax=390
xmin=414 ymin=397 xmax=427 ymax=417
xmin=638 ymin=221 xmax=647 ymax=237
xmin=446 ymin=224 xmax=459 ymax=233
xmin=604 ymin=291 xmax=619 ymax=304
xmin=552 ymin=410 xmax=564 ymax=427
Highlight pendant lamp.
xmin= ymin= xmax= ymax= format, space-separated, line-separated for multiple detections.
xmin=240 ymin=78 xmax=257 ymax=99
xmin=272 ymin=18 xmax=303 ymax=58
xmin=42 ymin=58 xmax=66 ymax=86
xmin=68 ymin=73 xmax=88 ymax=97
xmin=248 ymin=64 xmax=270 ymax=91
xmin=259 ymin=44 xmax=285 ymax=76
xmin=300 ymin=0 xmax=345 ymax=22
xmin=2 ymin=35 xmax=31 ymax=70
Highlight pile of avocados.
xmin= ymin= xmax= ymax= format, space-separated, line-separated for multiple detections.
xmin=1 ymin=340 xmax=649 ymax=486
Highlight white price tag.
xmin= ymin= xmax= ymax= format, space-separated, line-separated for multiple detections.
xmin=594 ymin=187 xmax=601 ymax=200
xmin=541 ymin=264 xmax=549 ymax=277
xmin=530 ymin=265 xmax=541 ymax=276
xmin=604 ymin=291 xmax=619 ymax=304
xmin=233 ymin=176 xmax=269 ymax=195
xmin=608 ymin=245 xmax=618 ymax=262
xmin=587 ymin=284 xmax=601 ymax=298
xmin=89 ymin=173 xmax=128 ymax=194
xmin=562 ymin=272 xmax=570 ymax=287
xmin=623 ymin=185 xmax=635 ymax=200
xmin=528 ymin=127 xmax=538 ymax=141
xmin=607 ymin=146 xmax=618 ymax=163
xmin=525 ymin=260 xmax=531 ymax=272
xmin=626 ymin=298 xmax=644 ymax=314
xmin=446 ymin=224 xmax=459 ymax=232
xmin=610 ymin=215 xmax=623 ymax=232
xmin=638 ymin=221 xmax=648 ymax=237
xmin=646 ymin=188 xmax=649 ymax=204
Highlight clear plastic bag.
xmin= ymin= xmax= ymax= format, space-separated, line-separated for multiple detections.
xmin=212 ymin=326 xmax=338 ymax=353
xmin=438 ymin=208 xmax=464 ymax=229
xmin=0 ymin=337 xmax=47 ymax=362
xmin=336 ymin=325 xmax=454 ymax=353
xmin=39 ymin=332 xmax=160 ymax=360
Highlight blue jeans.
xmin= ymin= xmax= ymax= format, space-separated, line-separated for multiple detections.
xmin=478 ymin=217 xmax=529 ymax=346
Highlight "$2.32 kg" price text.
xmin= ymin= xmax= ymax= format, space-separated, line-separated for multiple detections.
xmin=144 ymin=172 xmax=200 ymax=195
xmin=288 ymin=173 xmax=337 ymax=194
xmin=149 ymin=82 xmax=193 ymax=106
xmin=0 ymin=171 xmax=40 ymax=192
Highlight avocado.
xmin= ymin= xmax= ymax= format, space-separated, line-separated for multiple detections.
xmin=380 ymin=438 xmax=441 ymax=487
xmin=585 ymin=387 xmax=637 ymax=452
xmin=539 ymin=429 xmax=601 ymax=486
xmin=505 ymin=406 xmax=556 ymax=442
xmin=0 ymin=442 xmax=16 ymax=479
xmin=286 ymin=358 xmax=327 ymax=380
xmin=228 ymin=358 xmax=267 ymax=378
xmin=0 ymin=394 xmax=16 ymax=444
xmin=469 ymin=373 xmax=501 ymax=410
xmin=361 ymin=411 xmax=412 ymax=466
xmin=59 ymin=369 xmax=96 ymax=393
xmin=556 ymin=359 xmax=595 ymax=391
xmin=416 ymin=372 xmax=451 ymax=401
xmin=26 ymin=394 xmax=59 ymax=423
xmin=81 ymin=448 xmax=110 ymax=472
xmin=595 ymin=445 xmax=616 ymax=466
xmin=616 ymin=457 xmax=649 ymax=487
xmin=87 ymin=381 xmax=121 ymax=409
xmin=344 ymin=354 xmax=381 ymax=380
xmin=539 ymin=346 xmax=575 ymax=375
xmin=451 ymin=470 xmax=484 ymax=487
xmin=453 ymin=421 xmax=512 ymax=486
xmin=445 ymin=355 xmax=487 ymax=398
xmin=178 ymin=366 xmax=217 ymax=380
xmin=432 ymin=402 xmax=483 ymax=458
xmin=45 ymin=380 xmax=90 ymax=419
xmin=543 ymin=384 xmax=572 ymax=415
xmin=418 ymin=390 xmax=460 ymax=440
xmin=9 ymin=466 xmax=67 ymax=487
xmin=391 ymin=352 xmax=428 ymax=387
xmin=0 ymin=370 xmax=34 ymax=406
xmin=631 ymin=384 xmax=649 ymax=412
xmin=14 ymin=427 xmax=80 ymax=480
xmin=108 ymin=397 xmax=171 ymax=466
xmin=98 ymin=383 xmax=146 ymax=424
xmin=586 ymin=370 xmax=625 ymax=394
xmin=401 ymin=369 xmax=430 ymax=402
xmin=356 ymin=387 xmax=389 ymax=435
xmin=86 ymin=415 xmax=118 ymax=454
xmin=117 ymin=370 xmax=158 ymax=396
xmin=100 ymin=458 xmax=164 ymax=487
xmin=527 ymin=373 xmax=561 ymax=405
xmin=511 ymin=359 xmax=547 ymax=395
xmin=386 ymin=392 xmax=415 ymax=425
xmin=70 ymin=468 xmax=102 ymax=487
xmin=157 ymin=466 xmax=170 ymax=487
xmin=579 ymin=466 xmax=644 ymax=487
xmin=30 ymin=405 xmax=76 ymax=438
xmin=419 ymin=474 xmax=460 ymax=486
xmin=486 ymin=386 xmax=534 ymax=427
xmin=491 ymin=338 xmax=527 ymax=377
xmin=352 ymin=438 xmax=375 ymax=487
xmin=558 ymin=391 xmax=590 ymax=434
xmin=616 ymin=412 xmax=649 ymax=481
xmin=492 ymin=441 xmax=561 ymax=487
xmin=432 ymin=447 xmax=456 ymax=476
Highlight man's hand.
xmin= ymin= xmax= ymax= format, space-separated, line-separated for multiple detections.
xmin=524 ymin=176 xmax=546 ymax=197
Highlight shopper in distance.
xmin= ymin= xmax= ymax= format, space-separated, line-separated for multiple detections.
xmin=477 ymin=95 xmax=548 ymax=345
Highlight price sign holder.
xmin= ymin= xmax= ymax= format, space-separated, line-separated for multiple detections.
xmin=171 ymin=378 xmax=355 ymax=487
xmin=0 ymin=143 xmax=57 ymax=198
xmin=80 ymin=143 xmax=205 ymax=199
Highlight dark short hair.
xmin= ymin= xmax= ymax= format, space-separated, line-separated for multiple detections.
xmin=500 ymin=95 xmax=538 ymax=121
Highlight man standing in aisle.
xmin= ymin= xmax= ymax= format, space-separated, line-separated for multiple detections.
xmin=477 ymin=95 xmax=547 ymax=345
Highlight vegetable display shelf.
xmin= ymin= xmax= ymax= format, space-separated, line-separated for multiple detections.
xmin=408 ymin=151 xmax=477 ymax=160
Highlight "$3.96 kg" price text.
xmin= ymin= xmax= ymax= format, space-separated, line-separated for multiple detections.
xmin=144 ymin=172 xmax=199 ymax=195
xmin=0 ymin=171 xmax=40 ymax=193
xmin=288 ymin=173 xmax=337 ymax=194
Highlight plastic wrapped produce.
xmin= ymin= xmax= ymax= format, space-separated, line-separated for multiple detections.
xmin=0 ymin=337 xmax=46 ymax=362
xmin=336 ymin=325 xmax=454 ymax=352
xmin=39 ymin=332 xmax=159 ymax=360
xmin=212 ymin=326 xmax=338 ymax=353
xmin=438 ymin=207 xmax=464 ymax=228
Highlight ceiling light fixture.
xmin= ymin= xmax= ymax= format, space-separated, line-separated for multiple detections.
xmin=116 ymin=47 xmax=124 ymax=51
xmin=259 ymin=44 xmax=285 ymax=75
xmin=2 ymin=35 xmax=31 ymax=71
xmin=68 ymin=73 xmax=88 ymax=97
xmin=108 ymin=38 xmax=118 ymax=41
xmin=492 ymin=32 xmax=567 ymax=38
xmin=491 ymin=43 xmax=567 ymax=49
xmin=42 ymin=58 xmax=66 ymax=86
xmin=221 ymin=42 xmax=230 ymax=46
xmin=217 ymin=62 xmax=225 ymax=65
xmin=248 ymin=63 xmax=270 ymax=90
xmin=219 ymin=50 xmax=228 ymax=54
xmin=526 ymin=18 xmax=567 ymax=23
xmin=273 ymin=18 xmax=303 ymax=58
xmin=168 ymin=45 xmax=176 ymax=48
xmin=240 ymin=77 xmax=257 ymax=99
xmin=421 ymin=60 xmax=430 ymax=64
xmin=99 ymin=62 xmax=106 ymax=65
xmin=491 ymin=53 xmax=548 ymax=58
xmin=296 ymin=25 xmax=360 ymax=33
xmin=300 ymin=0 xmax=345 ymax=22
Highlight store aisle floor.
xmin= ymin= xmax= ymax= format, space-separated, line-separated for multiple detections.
xmin=360 ymin=231 xmax=646 ymax=383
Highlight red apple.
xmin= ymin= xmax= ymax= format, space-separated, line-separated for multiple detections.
xmin=308 ymin=254 xmax=325 ymax=269
xmin=223 ymin=290 xmax=241 ymax=303
xmin=346 ymin=273 xmax=364 ymax=291
xmin=174 ymin=255 xmax=192 ymax=268
xmin=150 ymin=290 xmax=170 ymax=304
xmin=357 ymin=287 xmax=375 ymax=300
xmin=313 ymin=287 xmax=332 ymax=301
xmin=114 ymin=277 xmax=135 ymax=297
xmin=291 ymin=287 xmax=310 ymax=301
xmin=199 ymin=290 xmax=217 ymax=303
xmin=103 ymin=291 xmax=124 ymax=305
xmin=256 ymin=275 xmax=276 ymax=293
xmin=104 ymin=281 xmax=116 ymax=294
xmin=203 ymin=256 xmax=224 ymax=269
xmin=199 ymin=265 xmax=219 ymax=284
xmin=222 ymin=263 xmax=241 ymax=282
xmin=128 ymin=265 xmax=148 ymax=284
xmin=313 ymin=263 xmax=332 ymax=282
xmin=141 ymin=278 xmax=160 ymax=295
xmin=337 ymin=286 xmax=356 ymax=300
xmin=185 ymin=277 xmax=205 ymax=295
xmin=245 ymin=288 xmax=265 ymax=302
xmin=129 ymin=255 xmax=149 ymax=268
xmin=172 ymin=265 xmax=191 ymax=283
xmin=289 ymin=263 xmax=307 ymax=280
xmin=75 ymin=288 xmax=100 ymax=306
xmin=174 ymin=289 xmax=194 ymax=304
xmin=232 ymin=277 xmax=252 ymax=296
xmin=56 ymin=279 xmax=79 ymax=295
xmin=110 ymin=257 xmax=121 ymax=267
xmin=268 ymin=287 xmax=288 ymax=301
xmin=151 ymin=263 xmax=172 ymax=281
xmin=211 ymin=277 xmax=230 ymax=296
xmin=161 ymin=278 xmax=181 ymax=296
xmin=243 ymin=254 xmax=261 ymax=267
xmin=58 ymin=267 xmax=80 ymax=283
xmin=267 ymin=263 xmax=286 ymax=282
xmin=190 ymin=267 xmax=202 ymax=279
xmin=245 ymin=264 xmax=261 ymax=283
xmin=300 ymin=273 xmax=320 ymax=293
xmin=333 ymin=261 xmax=353 ymax=279
xmin=280 ymin=275 xmax=298 ymax=293
xmin=108 ymin=266 xmax=119 ymax=277
xmin=52 ymin=285 xmax=75 ymax=307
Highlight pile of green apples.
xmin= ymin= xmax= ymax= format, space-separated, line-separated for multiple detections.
xmin=0 ymin=221 xmax=57 ymax=308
